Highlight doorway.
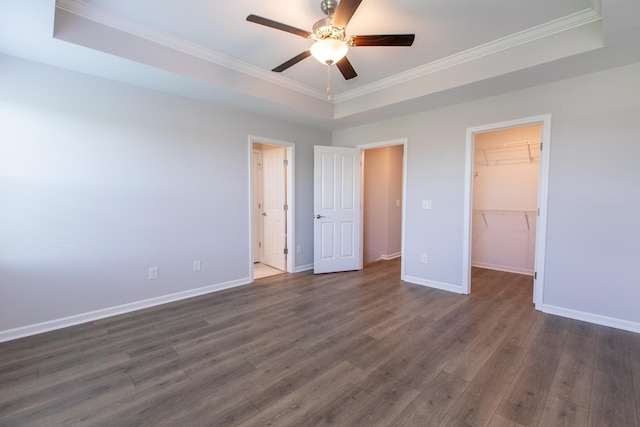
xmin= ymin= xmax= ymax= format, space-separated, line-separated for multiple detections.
xmin=359 ymin=139 xmax=407 ymax=279
xmin=463 ymin=115 xmax=551 ymax=309
xmin=362 ymin=146 xmax=404 ymax=265
xmin=249 ymin=137 xmax=295 ymax=280
xmin=472 ymin=123 xmax=541 ymax=276
xmin=312 ymin=140 xmax=407 ymax=277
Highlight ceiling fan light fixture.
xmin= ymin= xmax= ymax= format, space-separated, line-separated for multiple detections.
xmin=310 ymin=38 xmax=348 ymax=65
xmin=247 ymin=0 xmax=414 ymax=80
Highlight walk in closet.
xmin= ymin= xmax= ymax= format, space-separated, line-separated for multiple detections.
xmin=472 ymin=124 xmax=541 ymax=275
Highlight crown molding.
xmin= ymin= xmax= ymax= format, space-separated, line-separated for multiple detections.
xmin=55 ymin=0 xmax=326 ymax=101
xmin=56 ymin=0 xmax=601 ymax=106
xmin=333 ymin=6 xmax=602 ymax=103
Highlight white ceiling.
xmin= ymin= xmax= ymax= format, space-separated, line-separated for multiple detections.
xmin=1 ymin=0 xmax=639 ymax=130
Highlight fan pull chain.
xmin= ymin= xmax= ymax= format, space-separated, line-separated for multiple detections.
xmin=326 ymin=64 xmax=332 ymax=102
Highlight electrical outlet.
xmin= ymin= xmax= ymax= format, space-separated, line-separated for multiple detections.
xmin=296 ymin=245 xmax=302 ymax=254
xmin=149 ymin=267 xmax=158 ymax=280
xmin=422 ymin=200 xmax=432 ymax=210
xmin=193 ymin=260 xmax=201 ymax=272
xmin=421 ymin=254 xmax=428 ymax=264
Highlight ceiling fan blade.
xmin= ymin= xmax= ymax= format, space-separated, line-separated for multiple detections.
xmin=247 ymin=14 xmax=311 ymax=39
xmin=336 ymin=56 xmax=358 ymax=80
xmin=350 ymin=34 xmax=415 ymax=47
xmin=272 ymin=51 xmax=312 ymax=72
xmin=331 ymin=0 xmax=363 ymax=28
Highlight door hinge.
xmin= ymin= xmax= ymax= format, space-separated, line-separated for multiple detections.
xmin=537 ymin=208 xmax=540 ymax=216
xmin=284 ymin=203 xmax=288 ymax=211
xmin=540 ymin=142 xmax=543 ymax=151
xmin=284 ymin=248 xmax=288 ymax=255
xmin=283 ymin=159 xmax=289 ymax=167
xmin=534 ymin=271 xmax=537 ymax=280
xmin=259 ymin=242 xmax=262 ymax=248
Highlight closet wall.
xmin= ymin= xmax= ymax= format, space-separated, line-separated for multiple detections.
xmin=472 ymin=124 xmax=541 ymax=275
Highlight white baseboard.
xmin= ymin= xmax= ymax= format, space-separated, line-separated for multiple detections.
xmin=472 ymin=262 xmax=534 ymax=276
xmin=379 ymin=252 xmax=402 ymax=261
xmin=294 ymin=264 xmax=314 ymax=273
xmin=0 ymin=278 xmax=251 ymax=344
xmin=6 ymin=275 xmax=637 ymax=344
xmin=403 ymin=275 xmax=464 ymax=294
xmin=543 ymin=304 xmax=640 ymax=334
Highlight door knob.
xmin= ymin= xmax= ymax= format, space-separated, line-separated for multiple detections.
xmin=262 ymin=212 xmax=267 ymax=216
xmin=315 ymin=214 xmax=325 ymax=219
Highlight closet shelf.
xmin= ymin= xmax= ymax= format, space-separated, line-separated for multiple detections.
xmin=473 ymin=209 xmax=537 ymax=230
xmin=475 ymin=140 xmax=541 ymax=166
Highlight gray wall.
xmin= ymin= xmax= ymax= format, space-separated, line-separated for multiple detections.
xmin=2 ymin=54 xmax=639 ymax=338
xmin=0 ymin=56 xmax=330 ymax=335
xmin=333 ymin=62 xmax=640 ymax=330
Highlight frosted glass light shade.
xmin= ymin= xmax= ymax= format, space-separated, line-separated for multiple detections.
xmin=310 ymin=39 xmax=348 ymax=65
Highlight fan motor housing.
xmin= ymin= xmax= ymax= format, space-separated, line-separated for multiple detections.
xmin=312 ymin=17 xmax=346 ymax=41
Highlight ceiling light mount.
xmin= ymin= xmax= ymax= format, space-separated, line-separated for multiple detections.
xmin=320 ymin=0 xmax=339 ymax=17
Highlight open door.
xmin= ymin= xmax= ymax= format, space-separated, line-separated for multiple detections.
xmin=314 ymin=146 xmax=362 ymax=274
xmin=252 ymin=149 xmax=263 ymax=263
xmin=262 ymin=146 xmax=286 ymax=271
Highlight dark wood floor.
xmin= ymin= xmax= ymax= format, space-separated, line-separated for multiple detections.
xmin=1 ymin=259 xmax=639 ymax=426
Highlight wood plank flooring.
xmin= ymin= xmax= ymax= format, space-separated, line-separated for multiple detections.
xmin=1 ymin=259 xmax=639 ymax=426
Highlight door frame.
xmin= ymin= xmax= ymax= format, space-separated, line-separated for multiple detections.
xmin=357 ymin=138 xmax=408 ymax=280
xmin=252 ymin=149 xmax=263 ymax=263
xmin=462 ymin=115 xmax=551 ymax=309
xmin=248 ymin=136 xmax=295 ymax=281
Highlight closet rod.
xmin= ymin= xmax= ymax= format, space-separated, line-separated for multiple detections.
xmin=475 ymin=140 xmax=540 ymax=152
xmin=475 ymin=140 xmax=541 ymax=166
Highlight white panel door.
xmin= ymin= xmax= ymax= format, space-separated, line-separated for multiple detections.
xmin=262 ymin=147 xmax=286 ymax=270
xmin=314 ymin=146 xmax=362 ymax=274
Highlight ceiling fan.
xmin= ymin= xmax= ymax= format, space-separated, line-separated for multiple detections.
xmin=246 ymin=0 xmax=415 ymax=81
